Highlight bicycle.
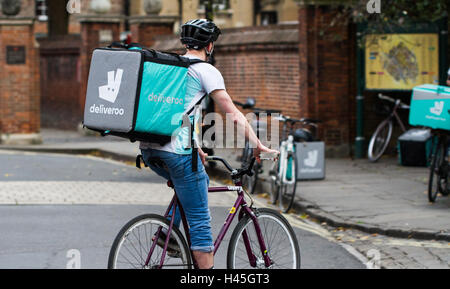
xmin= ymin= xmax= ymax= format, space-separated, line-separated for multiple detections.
xmin=368 ymin=93 xmax=410 ymax=162
xmin=428 ymin=131 xmax=450 ymax=203
xmin=108 ymin=156 xmax=301 ymax=269
xmin=269 ymin=114 xmax=319 ymax=213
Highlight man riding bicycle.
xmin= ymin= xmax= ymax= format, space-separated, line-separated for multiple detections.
xmin=139 ymin=19 xmax=278 ymax=269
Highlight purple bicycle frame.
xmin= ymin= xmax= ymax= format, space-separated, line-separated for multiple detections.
xmin=145 ymin=182 xmax=273 ymax=269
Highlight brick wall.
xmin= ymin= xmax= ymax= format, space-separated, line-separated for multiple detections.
xmin=214 ymin=26 xmax=300 ymax=120
xmin=130 ymin=21 xmax=174 ymax=49
xmin=0 ymin=23 xmax=40 ymax=136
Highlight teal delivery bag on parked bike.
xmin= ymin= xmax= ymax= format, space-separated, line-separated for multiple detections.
xmin=409 ymin=84 xmax=450 ymax=131
xmin=83 ymin=43 xmax=204 ymax=144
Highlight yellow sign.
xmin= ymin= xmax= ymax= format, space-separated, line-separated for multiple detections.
xmin=365 ymin=33 xmax=439 ymax=90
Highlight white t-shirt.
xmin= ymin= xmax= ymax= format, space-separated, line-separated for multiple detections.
xmin=140 ymin=55 xmax=226 ymax=154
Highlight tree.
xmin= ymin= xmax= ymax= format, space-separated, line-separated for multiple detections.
xmin=298 ymin=0 xmax=448 ymax=34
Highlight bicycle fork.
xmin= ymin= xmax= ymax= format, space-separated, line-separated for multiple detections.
xmin=238 ymin=205 xmax=273 ymax=268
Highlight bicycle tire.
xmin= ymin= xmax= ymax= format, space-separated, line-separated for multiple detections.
xmin=108 ymin=214 xmax=192 ymax=269
xmin=227 ymin=208 xmax=301 ymax=269
xmin=428 ymin=139 xmax=444 ymax=203
xmin=270 ymin=159 xmax=280 ymax=205
xmin=279 ymin=151 xmax=297 ymax=213
xmin=368 ymin=119 xmax=393 ymax=162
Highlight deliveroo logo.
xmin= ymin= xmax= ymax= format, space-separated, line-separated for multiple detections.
xmin=99 ymin=69 xmax=124 ymax=103
xmin=430 ymin=101 xmax=444 ymax=116
xmin=304 ymin=150 xmax=319 ymax=168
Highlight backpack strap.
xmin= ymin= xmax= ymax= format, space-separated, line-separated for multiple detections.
xmin=185 ymin=58 xmax=210 ymax=173
xmin=136 ymin=155 xmax=148 ymax=169
xmin=188 ymin=59 xmax=208 ymax=65
xmin=187 ymin=93 xmax=209 ymax=173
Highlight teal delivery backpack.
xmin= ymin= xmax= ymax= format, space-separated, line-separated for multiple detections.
xmin=83 ymin=43 xmax=205 ymax=145
xmin=409 ymin=84 xmax=450 ymax=131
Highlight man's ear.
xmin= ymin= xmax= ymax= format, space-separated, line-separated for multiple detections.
xmin=207 ymin=42 xmax=214 ymax=52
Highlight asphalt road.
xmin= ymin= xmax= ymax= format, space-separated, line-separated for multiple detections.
xmin=0 ymin=151 xmax=365 ymax=269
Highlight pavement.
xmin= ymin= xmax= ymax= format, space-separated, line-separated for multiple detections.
xmin=1 ymin=128 xmax=448 ymax=242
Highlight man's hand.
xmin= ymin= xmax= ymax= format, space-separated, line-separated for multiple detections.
xmin=254 ymin=143 xmax=280 ymax=163
xmin=198 ymin=148 xmax=208 ymax=166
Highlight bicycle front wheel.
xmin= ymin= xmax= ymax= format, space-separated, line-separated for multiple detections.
xmin=368 ymin=119 xmax=393 ymax=162
xmin=279 ymin=152 xmax=297 ymax=213
xmin=108 ymin=214 xmax=192 ymax=269
xmin=227 ymin=208 xmax=301 ymax=269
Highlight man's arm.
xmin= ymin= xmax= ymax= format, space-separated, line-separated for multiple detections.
xmin=210 ymin=89 xmax=279 ymax=161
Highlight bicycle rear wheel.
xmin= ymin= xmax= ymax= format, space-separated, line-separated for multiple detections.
xmin=227 ymin=208 xmax=301 ymax=269
xmin=108 ymin=214 xmax=192 ymax=269
xmin=368 ymin=119 xmax=393 ymax=162
xmin=428 ymin=139 xmax=446 ymax=203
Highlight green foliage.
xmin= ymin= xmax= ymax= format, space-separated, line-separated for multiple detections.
xmin=298 ymin=0 xmax=448 ymax=33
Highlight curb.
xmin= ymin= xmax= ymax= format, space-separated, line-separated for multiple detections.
xmin=2 ymin=146 xmax=449 ymax=242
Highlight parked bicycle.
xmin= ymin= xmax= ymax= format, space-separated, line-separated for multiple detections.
xmin=108 ymin=156 xmax=301 ymax=269
xmin=269 ymin=114 xmax=320 ymax=213
xmin=428 ymin=131 xmax=450 ymax=202
xmin=368 ymin=93 xmax=410 ymax=162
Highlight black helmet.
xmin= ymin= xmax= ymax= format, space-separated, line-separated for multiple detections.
xmin=181 ymin=19 xmax=221 ymax=49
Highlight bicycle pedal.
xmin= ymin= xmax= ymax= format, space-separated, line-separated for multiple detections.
xmin=153 ymin=233 xmax=182 ymax=258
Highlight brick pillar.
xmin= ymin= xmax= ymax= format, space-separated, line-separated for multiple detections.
xmin=298 ymin=5 xmax=354 ymax=157
xmin=78 ymin=15 xmax=122 ymax=118
xmin=0 ymin=1 xmax=41 ymax=145
xmin=129 ymin=16 xmax=177 ymax=49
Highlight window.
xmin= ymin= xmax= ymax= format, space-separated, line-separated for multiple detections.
xmin=199 ymin=0 xmax=230 ymax=11
xmin=36 ymin=0 xmax=48 ymax=21
xmin=260 ymin=11 xmax=277 ymax=26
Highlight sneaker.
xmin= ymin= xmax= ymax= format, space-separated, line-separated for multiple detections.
xmin=153 ymin=232 xmax=182 ymax=258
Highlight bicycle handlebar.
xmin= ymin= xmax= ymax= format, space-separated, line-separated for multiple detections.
xmin=206 ymin=156 xmax=256 ymax=178
xmin=252 ymin=108 xmax=282 ymax=116
xmin=378 ymin=94 xmax=410 ymax=109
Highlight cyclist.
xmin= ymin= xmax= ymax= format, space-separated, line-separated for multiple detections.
xmin=139 ymin=19 xmax=279 ymax=269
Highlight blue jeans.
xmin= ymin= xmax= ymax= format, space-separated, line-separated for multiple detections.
xmin=141 ymin=149 xmax=213 ymax=253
